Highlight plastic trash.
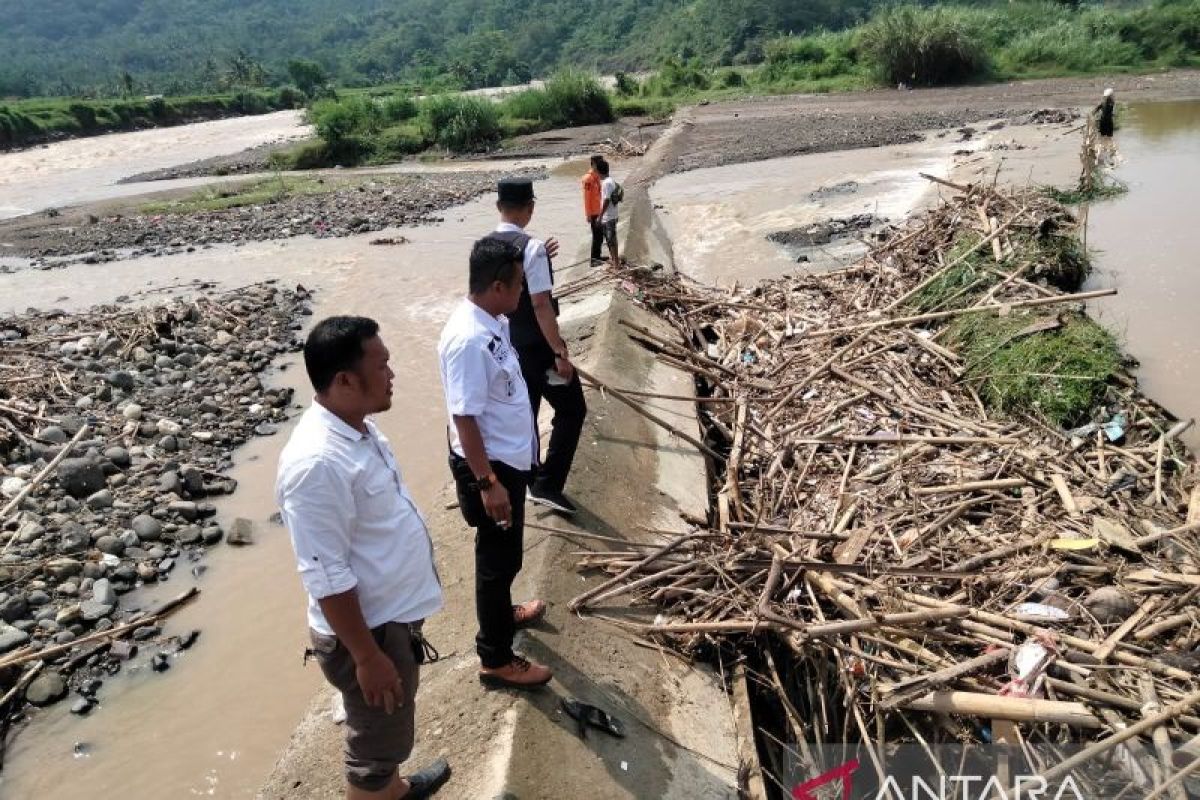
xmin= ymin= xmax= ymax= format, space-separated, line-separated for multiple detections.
xmin=1012 ymin=602 xmax=1070 ymax=621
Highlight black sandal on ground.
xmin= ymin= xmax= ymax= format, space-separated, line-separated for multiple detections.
xmin=561 ymin=698 xmax=625 ymax=739
xmin=402 ymin=757 xmax=451 ymax=799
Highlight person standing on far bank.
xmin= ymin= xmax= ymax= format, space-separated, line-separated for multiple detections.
xmin=486 ymin=178 xmax=587 ymax=516
xmin=1095 ymin=87 xmax=1117 ymax=164
xmin=583 ymin=155 xmax=604 ymax=265
xmin=276 ymin=316 xmax=450 ymax=800
xmin=1096 ymin=87 xmax=1117 ymax=138
xmin=439 ymin=237 xmax=554 ymax=689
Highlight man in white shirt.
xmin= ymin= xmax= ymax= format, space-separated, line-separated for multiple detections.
xmin=276 ymin=316 xmax=449 ymax=800
xmin=598 ymin=158 xmax=620 ymax=268
xmin=486 ymin=177 xmax=587 ymax=516
xmin=438 ymin=237 xmax=553 ymax=689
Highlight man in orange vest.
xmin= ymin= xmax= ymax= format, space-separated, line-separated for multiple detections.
xmin=582 ymin=155 xmax=604 ymax=265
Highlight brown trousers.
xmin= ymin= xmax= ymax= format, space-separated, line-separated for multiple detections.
xmin=309 ymin=621 xmax=421 ymax=791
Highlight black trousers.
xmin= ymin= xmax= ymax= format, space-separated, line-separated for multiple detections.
xmin=588 ymin=215 xmax=603 ymax=261
xmin=518 ymin=348 xmax=587 ymax=495
xmin=449 ymin=454 xmax=529 ymax=669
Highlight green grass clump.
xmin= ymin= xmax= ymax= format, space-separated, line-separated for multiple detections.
xmin=1030 ymin=231 xmax=1092 ymax=291
xmin=374 ymin=124 xmax=427 ymax=159
xmin=613 ymin=96 xmax=676 ymax=119
xmin=946 ymin=311 xmax=1122 ymax=427
xmin=501 ymin=69 xmax=614 ymax=129
xmin=381 ymin=94 xmax=419 ymax=123
xmin=140 ymin=176 xmax=327 ymax=214
xmin=1044 ymin=172 xmax=1129 ymax=205
xmin=908 ymin=234 xmax=997 ymax=313
xmin=267 ymin=139 xmax=331 ymax=171
xmin=419 ymin=94 xmax=502 ymax=152
xmin=858 ymin=5 xmax=990 ymax=86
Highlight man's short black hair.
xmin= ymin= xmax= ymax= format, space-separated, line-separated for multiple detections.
xmin=470 ymin=237 xmax=523 ymax=295
xmin=304 ymin=316 xmax=379 ymax=393
xmin=596 ymin=159 xmax=610 ymax=176
xmin=590 ymin=154 xmax=604 ymax=168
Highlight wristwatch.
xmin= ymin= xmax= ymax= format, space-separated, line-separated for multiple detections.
xmin=471 ymin=472 xmax=497 ymax=492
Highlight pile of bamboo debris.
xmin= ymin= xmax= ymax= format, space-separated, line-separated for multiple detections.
xmin=572 ymin=180 xmax=1200 ymax=793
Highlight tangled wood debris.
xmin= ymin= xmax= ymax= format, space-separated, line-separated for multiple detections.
xmin=571 ymin=178 xmax=1200 ymax=794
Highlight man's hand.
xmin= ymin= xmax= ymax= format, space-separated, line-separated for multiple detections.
xmin=482 ymin=482 xmax=512 ymax=528
xmin=555 ymin=354 xmax=575 ymax=381
xmin=545 ymin=237 xmax=560 ymax=260
xmin=355 ymin=649 xmax=404 ymax=714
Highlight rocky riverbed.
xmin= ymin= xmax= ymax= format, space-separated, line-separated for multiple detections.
xmin=0 ymin=281 xmax=308 ymax=719
xmin=0 ymin=168 xmax=544 ymax=267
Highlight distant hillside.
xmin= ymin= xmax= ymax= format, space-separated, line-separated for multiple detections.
xmin=0 ymin=0 xmax=874 ymax=97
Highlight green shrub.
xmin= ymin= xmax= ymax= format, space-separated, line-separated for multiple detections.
xmin=381 ymin=93 xmax=419 ymax=123
xmin=614 ymin=71 xmax=641 ymax=96
xmin=643 ymin=57 xmax=712 ymax=95
xmin=419 ymin=94 xmax=502 ymax=152
xmin=311 ymin=96 xmax=382 ymax=142
xmin=268 ymin=139 xmax=332 ymax=170
xmin=718 ymin=69 xmax=747 ymax=88
xmin=858 ymin=5 xmax=989 ymax=86
xmin=500 ymin=117 xmax=545 ymax=137
xmin=235 ymin=90 xmax=270 ymax=115
xmin=67 ymin=103 xmax=98 ymax=130
xmin=1000 ymin=22 xmax=1141 ymax=72
xmin=375 ymin=124 xmax=427 ymax=159
xmin=613 ymin=96 xmax=676 ymax=119
xmin=766 ymin=38 xmax=829 ymax=66
xmin=1117 ymin=0 xmax=1200 ymax=62
xmin=501 ymin=69 xmax=613 ymax=128
xmin=275 ymin=85 xmax=307 ymax=109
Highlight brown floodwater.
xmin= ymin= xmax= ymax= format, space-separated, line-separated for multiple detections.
xmin=1085 ymin=99 xmax=1200 ymax=449
xmin=0 ymin=166 xmax=590 ymax=798
xmin=649 ymin=117 xmax=1081 ymax=285
xmin=0 ymin=111 xmax=310 ymax=219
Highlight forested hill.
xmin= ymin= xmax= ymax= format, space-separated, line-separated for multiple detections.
xmin=1 ymin=0 xmax=875 ymax=98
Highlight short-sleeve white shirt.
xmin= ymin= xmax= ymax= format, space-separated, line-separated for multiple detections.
xmin=437 ymin=298 xmax=538 ymax=471
xmin=275 ymin=402 xmax=444 ymax=635
xmin=495 ymin=221 xmax=552 ymax=295
xmin=601 ymin=177 xmax=619 ymax=223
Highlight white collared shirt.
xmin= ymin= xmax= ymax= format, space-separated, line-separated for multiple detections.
xmin=495 ymin=221 xmax=553 ymax=295
xmin=275 ymin=402 xmax=443 ymax=635
xmin=437 ymin=298 xmax=538 ymax=471
xmin=601 ymin=177 xmax=619 ymax=223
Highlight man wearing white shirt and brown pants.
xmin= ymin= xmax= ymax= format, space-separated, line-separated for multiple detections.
xmin=438 ymin=236 xmax=553 ymax=689
xmin=277 ymin=316 xmax=450 ymax=799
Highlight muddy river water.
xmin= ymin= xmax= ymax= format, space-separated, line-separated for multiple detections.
xmin=1086 ymin=99 xmax=1200 ymax=449
xmin=0 ymin=111 xmax=310 ymax=220
xmin=0 ymin=98 xmax=1196 ymax=797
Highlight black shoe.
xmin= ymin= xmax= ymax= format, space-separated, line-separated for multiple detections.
xmin=402 ymin=757 xmax=451 ymax=799
xmin=528 ymin=485 xmax=577 ymax=515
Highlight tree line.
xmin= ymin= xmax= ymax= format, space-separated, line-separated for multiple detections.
xmin=0 ymin=0 xmax=875 ymax=98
